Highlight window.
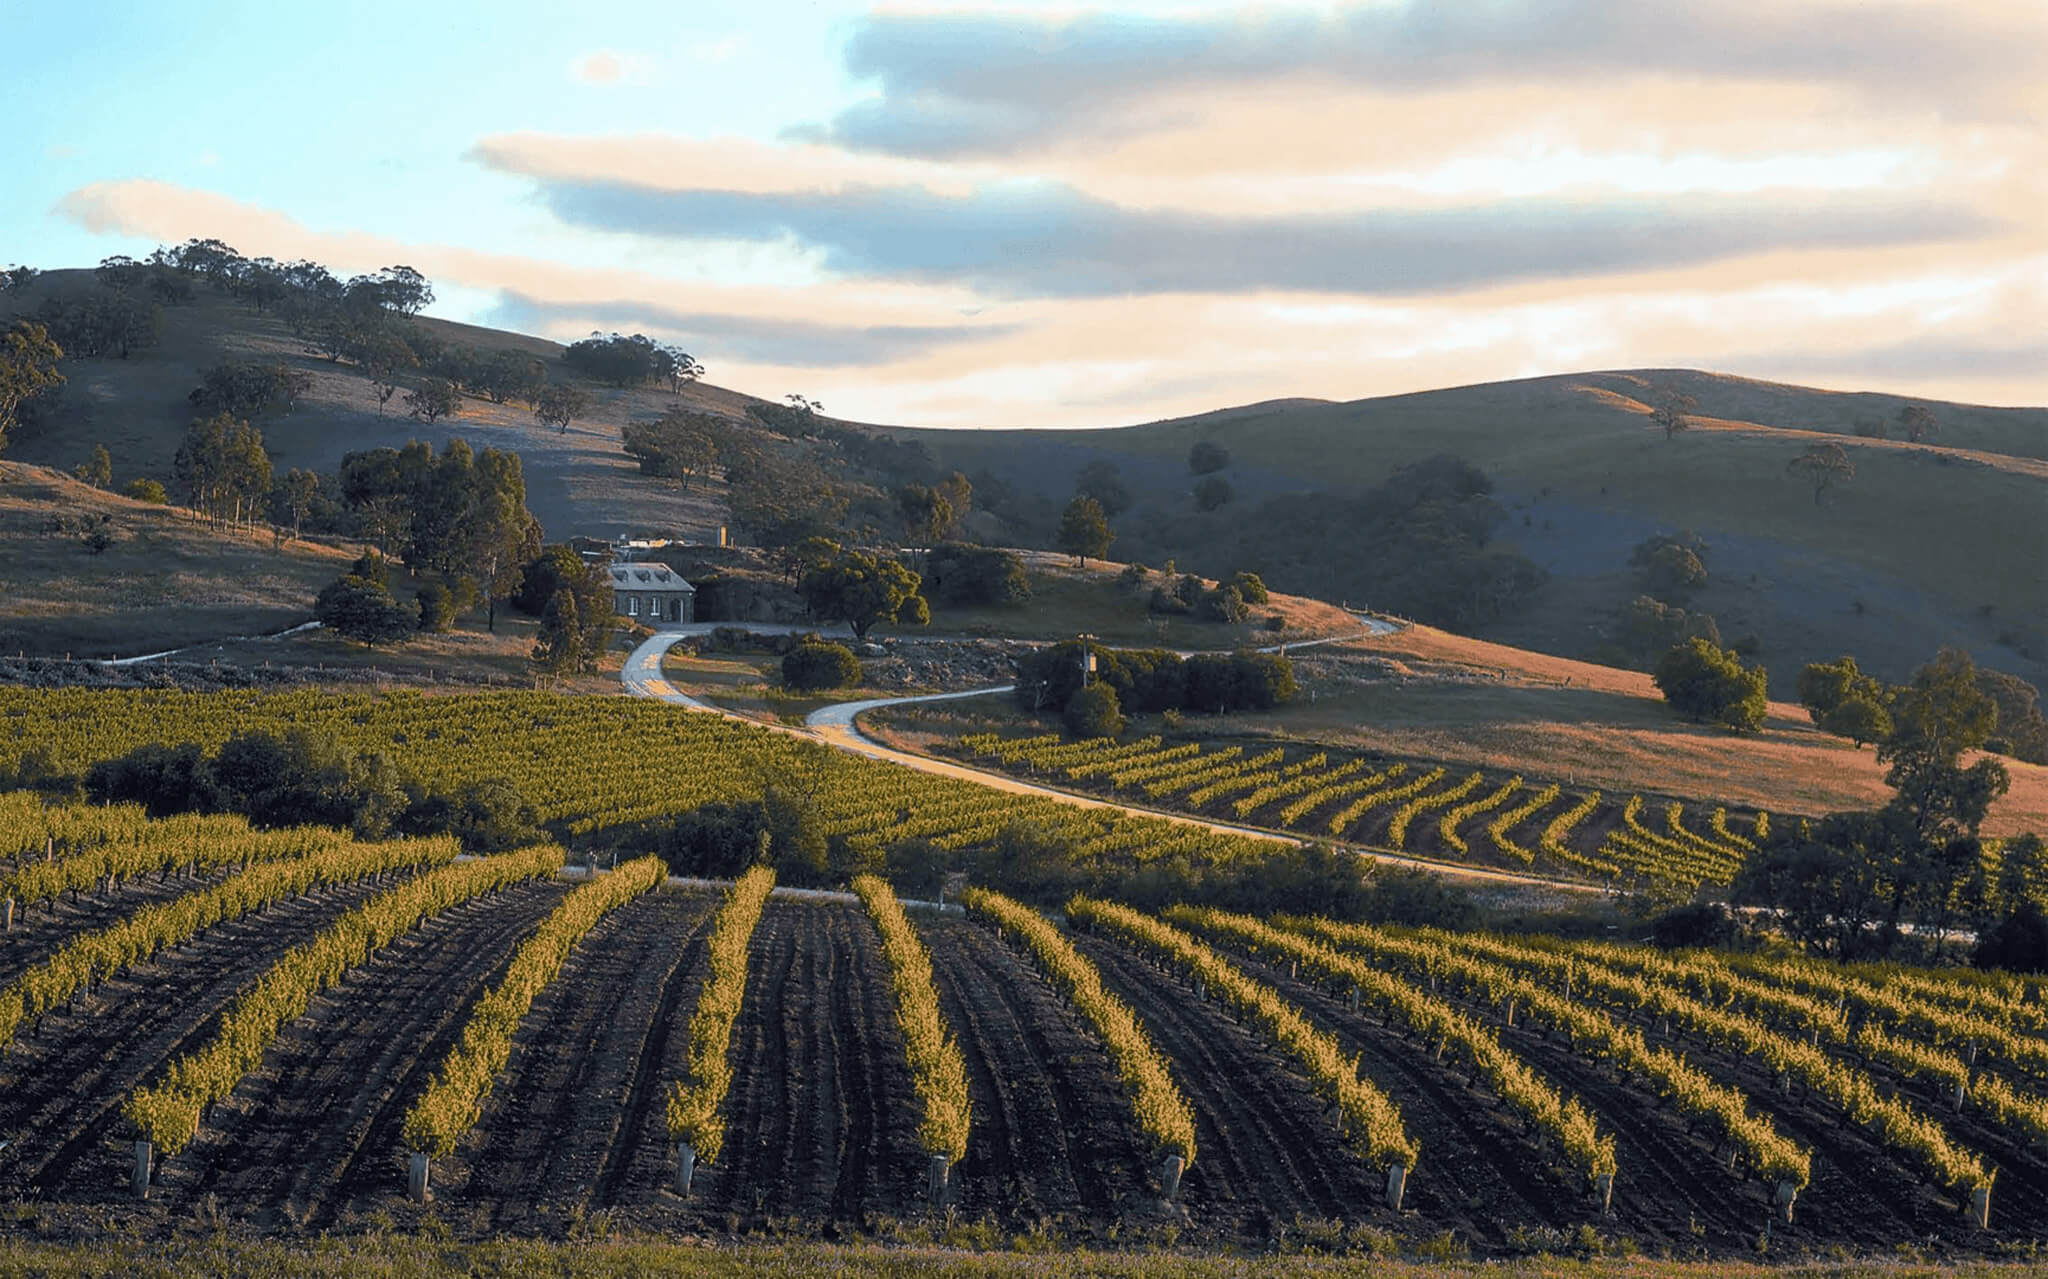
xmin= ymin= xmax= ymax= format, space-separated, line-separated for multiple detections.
xmin=629 ymin=596 xmax=639 ymax=616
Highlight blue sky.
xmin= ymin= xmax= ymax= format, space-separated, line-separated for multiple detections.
xmin=9 ymin=0 xmax=2044 ymax=425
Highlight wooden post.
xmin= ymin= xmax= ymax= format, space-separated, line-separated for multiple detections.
xmin=408 ymin=1152 xmax=430 ymax=1203
xmin=1968 ymin=1186 xmax=1990 ymax=1229
xmin=1384 ymin=1161 xmax=1408 ymax=1210
xmin=1953 ymin=1078 xmax=1967 ymax=1110
xmin=1595 ymin=1172 xmax=1614 ymax=1214
xmin=1347 ymin=986 xmax=1360 ymax=1013
xmin=675 ymin=1143 xmax=697 ymax=1196
xmin=1159 ymin=1153 xmax=1185 ymax=1200
xmin=1 ymin=897 xmax=13 ymax=932
xmin=1503 ymin=999 xmax=1516 ymax=1029
xmin=928 ymin=1154 xmax=951 ymax=1206
xmin=1774 ymin=1179 xmax=1798 ymax=1224
xmin=132 ymin=1140 xmax=152 ymax=1200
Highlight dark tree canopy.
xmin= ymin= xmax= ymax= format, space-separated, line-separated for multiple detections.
xmin=1788 ymin=441 xmax=1854 ymax=505
xmin=796 ymin=542 xmax=929 ymax=640
xmin=1653 ymin=636 xmax=1767 ymax=732
xmin=1073 ymin=459 xmax=1132 ymax=518
xmin=1188 ymin=440 xmax=1231 ymax=475
xmin=1057 ymin=496 xmax=1115 ymax=563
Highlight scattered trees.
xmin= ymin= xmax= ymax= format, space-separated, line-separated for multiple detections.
xmin=621 ymin=409 xmax=724 ymax=490
xmin=1016 ymin=642 xmax=1296 ymax=718
xmin=561 ymin=332 xmax=699 ymax=389
xmin=1057 ymin=496 xmax=1114 ymax=563
xmin=173 ymin=414 xmax=273 ymax=526
xmin=1787 ymin=441 xmax=1854 ymax=505
xmin=1653 ymin=636 xmax=1767 ymax=732
xmin=189 ymin=360 xmax=311 ymax=419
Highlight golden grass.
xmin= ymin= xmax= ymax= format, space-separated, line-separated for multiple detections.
xmin=1262 ymin=625 xmax=2048 ymax=835
xmin=0 ymin=463 xmax=351 ymax=658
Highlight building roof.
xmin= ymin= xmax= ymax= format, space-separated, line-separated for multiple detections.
xmin=606 ymin=562 xmax=695 ymax=592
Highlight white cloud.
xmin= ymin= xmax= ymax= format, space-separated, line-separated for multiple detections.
xmin=569 ymin=50 xmax=650 ymax=85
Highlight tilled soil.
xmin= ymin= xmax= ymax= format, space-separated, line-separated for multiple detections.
xmin=0 ymin=877 xmax=395 ymax=1200
xmin=0 ymin=865 xmax=242 ymax=988
xmin=919 ymin=917 xmax=1157 ymax=1236
xmin=1070 ymin=933 xmax=1389 ymax=1242
xmin=143 ymin=879 xmax=570 ymax=1226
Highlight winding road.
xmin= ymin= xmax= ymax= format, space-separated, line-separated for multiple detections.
xmin=620 ymin=620 xmax=1606 ymax=895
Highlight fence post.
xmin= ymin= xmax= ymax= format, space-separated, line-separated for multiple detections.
xmin=675 ymin=1142 xmax=697 ymax=1196
xmin=408 ymin=1152 xmax=430 ymax=1203
xmin=1384 ymin=1161 xmax=1408 ymax=1210
xmin=133 ymin=1140 xmax=153 ymax=1199
xmin=928 ymin=1154 xmax=951 ymax=1207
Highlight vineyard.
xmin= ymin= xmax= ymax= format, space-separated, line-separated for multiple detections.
xmin=954 ymin=732 xmax=1777 ymax=892
xmin=1 ymin=785 xmax=2045 ymax=1259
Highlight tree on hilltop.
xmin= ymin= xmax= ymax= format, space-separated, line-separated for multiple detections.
xmin=1899 ymin=404 xmax=1938 ymax=444
xmin=1650 ymin=386 xmax=1698 ymax=439
xmin=1057 ymin=496 xmax=1115 ymax=564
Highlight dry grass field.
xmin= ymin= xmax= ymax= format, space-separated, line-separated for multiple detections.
xmin=0 ymin=463 xmax=351 ymax=658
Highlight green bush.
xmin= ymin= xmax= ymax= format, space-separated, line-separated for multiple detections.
xmin=1063 ymin=681 xmax=1124 ymax=739
xmin=782 ymin=640 xmax=862 ymax=692
xmin=1654 ymin=637 xmax=1766 ymax=732
xmin=314 ymin=573 xmax=415 ymax=646
xmin=123 ymin=477 xmax=168 ymax=504
xmin=415 ymin=583 xmax=455 ymax=633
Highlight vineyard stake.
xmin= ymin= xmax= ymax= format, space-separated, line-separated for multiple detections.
xmin=1774 ymin=1179 xmax=1798 ymax=1224
xmin=675 ymin=1142 xmax=696 ymax=1196
xmin=1383 ymin=1161 xmax=1408 ymax=1211
xmin=408 ymin=1152 xmax=430 ymax=1203
xmin=928 ymin=1154 xmax=951 ymax=1207
xmin=132 ymin=1140 xmax=152 ymax=1200
xmin=1159 ymin=1154 xmax=1185 ymax=1200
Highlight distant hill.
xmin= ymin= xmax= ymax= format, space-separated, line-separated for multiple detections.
xmin=6 ymin=264 xmax=2042 ymax=697
xmin=885 ymin=371 xmax=2048 ymax=695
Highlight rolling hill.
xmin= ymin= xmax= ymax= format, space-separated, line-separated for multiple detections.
xmin=5 ymin=265 xmax=2043 ymax=700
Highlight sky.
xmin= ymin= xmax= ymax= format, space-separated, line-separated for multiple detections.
xmin=7 ymin=0 xmax=2044 ymax=427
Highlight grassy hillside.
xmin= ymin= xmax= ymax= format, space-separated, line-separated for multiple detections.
xmin=0 ymin=462 xmax=352 ymax=657
xmin=1 ymin=270 xmax=747 ymax=544
xmin=888 ymin=370 xmax=2048 ymax=694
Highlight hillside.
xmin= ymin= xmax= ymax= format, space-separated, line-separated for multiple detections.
xmin=6 ymin=265 xmax=2042 ymax=703
xmin=886 ymin=371 xmax=2048 ymax=696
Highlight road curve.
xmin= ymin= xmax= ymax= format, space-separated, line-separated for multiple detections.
xmin=621 ymin=620 xmax=1604 ymax=895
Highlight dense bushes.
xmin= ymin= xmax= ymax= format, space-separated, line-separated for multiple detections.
xmin=782 ymin=640 xmax=861 ymax=692
xmin=923 ymin=543 xmax=1030 ymax=607
xmin=1016 ymin=642 xmax=1296 ymax=718
xmin=79 ymin=729 xmax=537 ymax=850
xmin=1654 ymin=637 xmax=1767 ymax=732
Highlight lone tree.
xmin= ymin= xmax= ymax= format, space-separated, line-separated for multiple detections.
xmin=405 ymin=378 xmax=460 ymax=425
xmin=1654 ymin=636 xmax=1767 ymax=732
xmin=1898 ymin=404 xmax=1938 ymax=444
xmin=1193 ymin=475 xmax=1234 ymax=512
xmin=1650 ymin=387 xmax=1698 ymax=439
xmin=1057 ymin=496 xmax=1115 ymax=564
xmin=1797 ymin=654 xmax=1885 ymax=726
xmin=1188 ymin=440 xmax=1231 ymax=475
xmin=533 ymin=384 xmax=590 ymax=435
xmin=1787 ymin=441 xmax=1854 ymax=506
xmin=76 ymin=444 xmax=112 ymax=489
xmin=532 ymin=588 xmax=588 ymax=675
xmin=796 ymin=541 xmax=929 ymax=641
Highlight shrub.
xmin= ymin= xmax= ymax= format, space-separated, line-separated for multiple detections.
xmin=1063 ymin=681 xmax=1124 ymax=739
xmin=923 ymin=543 xmax=1030 ymax=607
xmin=1654 ymin=637 xmax=1767 ymax=732
xmin=782 ymin=640 xmax=861 ymax=692
xmin=1227 ymin=570 xmax=1270 ymax=605
xmin=415 ymin=583 xmax=456 ymax=633
xmin=1199 ymin=584 xmax=1249 ymax=623
xmin=1821 ymin=694 xmax=1892 ymax=748
xmin=315 ymin=573 xmax=415 ymax=646
xmin=1649 ymin=902 xmax=1737 ymax=949
xmin=124 ymin=478 xmax=168 ymax=504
